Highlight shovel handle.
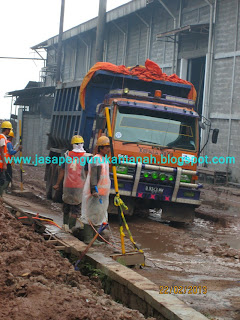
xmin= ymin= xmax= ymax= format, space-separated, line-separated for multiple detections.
xmin=75 ymin=222 xmax=108 ymax=270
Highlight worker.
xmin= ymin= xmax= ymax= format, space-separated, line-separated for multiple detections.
xmin=53 ymin=135 xmax=88 ymax=232
xmin=0 ymin=121 xmax=12 ymax=197
xmin=81 ymin=136 xmax=111 ymax=244
xmin=5 ymin=130 xmax=22 ymax=192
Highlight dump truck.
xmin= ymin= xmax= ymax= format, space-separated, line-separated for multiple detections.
xmin=45 ymin=66 xmax=217 ymax=223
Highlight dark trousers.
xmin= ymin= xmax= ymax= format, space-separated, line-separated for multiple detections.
xmin=63 ymin=203 xmax=81 ymax=229
xmin=0 ymin=169 xmax=6 ymax=196
xmin=6 ymin=164 xmax=12 ymax=182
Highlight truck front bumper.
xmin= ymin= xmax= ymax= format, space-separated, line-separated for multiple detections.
xmin=110 ymin=162 xmax=201 ymax=206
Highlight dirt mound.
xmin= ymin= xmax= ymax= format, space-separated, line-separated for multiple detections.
xmin=0 ymin=201 xmax=154 ymax=320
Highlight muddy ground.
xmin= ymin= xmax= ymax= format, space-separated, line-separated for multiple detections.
xmin=0 ymin=198 xmax=156 ymax=320
xmin=6 ymin=165 xmax=240 ymax=320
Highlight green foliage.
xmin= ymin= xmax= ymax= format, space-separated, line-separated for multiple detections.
xmin=79 ymin=262 xmax=112 ymax=294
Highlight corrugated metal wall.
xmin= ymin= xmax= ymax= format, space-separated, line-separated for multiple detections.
xmin=208 ymin=0 xmax=240 ymax=180
xmin=22 ymin=114 xmax=51 ymax=160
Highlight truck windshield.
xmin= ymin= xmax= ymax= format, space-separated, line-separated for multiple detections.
xmin=114 ymin=106 xmax=197 ymax=151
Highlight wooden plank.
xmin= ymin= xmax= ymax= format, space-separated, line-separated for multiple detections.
xmin=54 ymin=246 xmax=67 ymax=251
xmin=47 ymin=240 xmax=59 ymax=244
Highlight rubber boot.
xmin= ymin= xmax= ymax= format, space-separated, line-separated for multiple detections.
xmin=62 ymin=224 xmax=70 ymax=233
xmin=69 ymin=215 xmax=77 ymax=229
xmin=72 ymin=227 xmax=84 ymax=241
xmin=0 ymin=180 xmax=7 ymax=197
xmin=83 ymin=224 xmax=94 ymax=244
xmin=0 ymin=185 xmax=4 ymax=197
xmin=4 ymin=181 xmax=11 ymax=194
xmin=92 ymin=239 xmax=104 ymax=246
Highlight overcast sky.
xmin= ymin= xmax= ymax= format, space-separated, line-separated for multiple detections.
xmin=0 ymin=0 xmax=130 ymax=119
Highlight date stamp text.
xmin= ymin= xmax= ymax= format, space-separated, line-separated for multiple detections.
xmin=159 ymin=286 xmax=207 ymax=294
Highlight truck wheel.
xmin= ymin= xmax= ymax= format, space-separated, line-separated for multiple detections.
xmin=161 ymin=203 xmax=195 ymax=223
xmin=108 ymin=195 xmax=135 ymax=215
xmin=51 ymin=165 xmax=62 ymax=203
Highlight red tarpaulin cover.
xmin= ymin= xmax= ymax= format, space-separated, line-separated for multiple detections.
xmin=79 ymin=59 xmax=197 ymax=110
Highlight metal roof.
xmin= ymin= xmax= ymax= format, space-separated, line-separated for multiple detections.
xmin=8 ymin=86 xmax=55 ymax=97
xmin=31 ymin=0 xmax=148 ymax=49
xmin=8 ymin=86 xmax=55 ymax=106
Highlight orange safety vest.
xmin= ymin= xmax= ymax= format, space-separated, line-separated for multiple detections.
xmin=92 ymin=154 xmax=110 ymax=196
xmin=63 ymin=151 xmax=85 ymax=189
xmin=6 ymin=140 xmax=12 ymax=159
xmin=0 ymin=134 xmax=8 ymax=169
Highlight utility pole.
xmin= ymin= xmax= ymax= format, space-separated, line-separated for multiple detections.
xmin=95 ymin=0 xmax=107 ymax=63
xmin=56 ymin=0 xmax=65 ymax=82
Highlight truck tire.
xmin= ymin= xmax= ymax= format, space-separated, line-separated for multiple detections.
xmin=51 ymin=165 xmax=62 ymax=203
xmin=161 ymin=203 xmax=195 ymax=223
xmin=108 ymin=195 xmax=135 ymax=215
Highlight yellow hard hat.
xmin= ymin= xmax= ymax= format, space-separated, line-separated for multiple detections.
xmin=71 ymin=135 xmax=84 ymax=144
xmin=1 ymin=121 xmax=12 ymax=130
xmin=8 ymin=130 xmax=14 ymax=138
xmin=96 ymin=136 xmax=110 ymax=146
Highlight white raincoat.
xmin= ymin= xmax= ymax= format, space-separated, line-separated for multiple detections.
xmin=81 ymin=154 xmax=111 ymax=226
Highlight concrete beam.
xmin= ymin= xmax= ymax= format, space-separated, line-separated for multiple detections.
xmin=214 ymin=51 xmax=240 ymax=60
xmin=209 ymin=113 xmax=240 ymax=120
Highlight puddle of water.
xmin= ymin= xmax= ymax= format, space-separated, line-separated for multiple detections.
xmin=221 ymin=236 xmax=240 ymax=250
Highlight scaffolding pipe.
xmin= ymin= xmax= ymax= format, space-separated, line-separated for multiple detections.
xmin=175 ymin=0 xmax=183 ymax=75
xmin=158 ymin=0 xmax=177 ymax=73
xmin=201 ymin=0 xmax=214 ymax=155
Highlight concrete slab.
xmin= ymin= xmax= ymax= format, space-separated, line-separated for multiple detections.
xmin=144 ymin=291 xmax=207 ymax=320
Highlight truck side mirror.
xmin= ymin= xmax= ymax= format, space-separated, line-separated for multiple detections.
xmin=199 ymin=122 xmax=206 ymax=130
xmin=96 ymin=114 xmax=106 ymax=130
xmin=212 ymin=128 xmax=219 ymax=144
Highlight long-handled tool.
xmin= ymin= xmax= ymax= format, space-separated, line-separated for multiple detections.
xmin=105 ymin=107 xmax=143 ymax=256
xmin=74 ymin=222 xmax=108 ymax=270
xmin=105 ymin=107 xmax=126 ymax=254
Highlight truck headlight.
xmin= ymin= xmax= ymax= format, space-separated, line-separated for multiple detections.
xmin=152 ymin=172 xmax=158 ymax=179
xmin=159 ymin=173 xmax=166 ymax=181
xmin=143 ymin=172 xmax=150 ymax=178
